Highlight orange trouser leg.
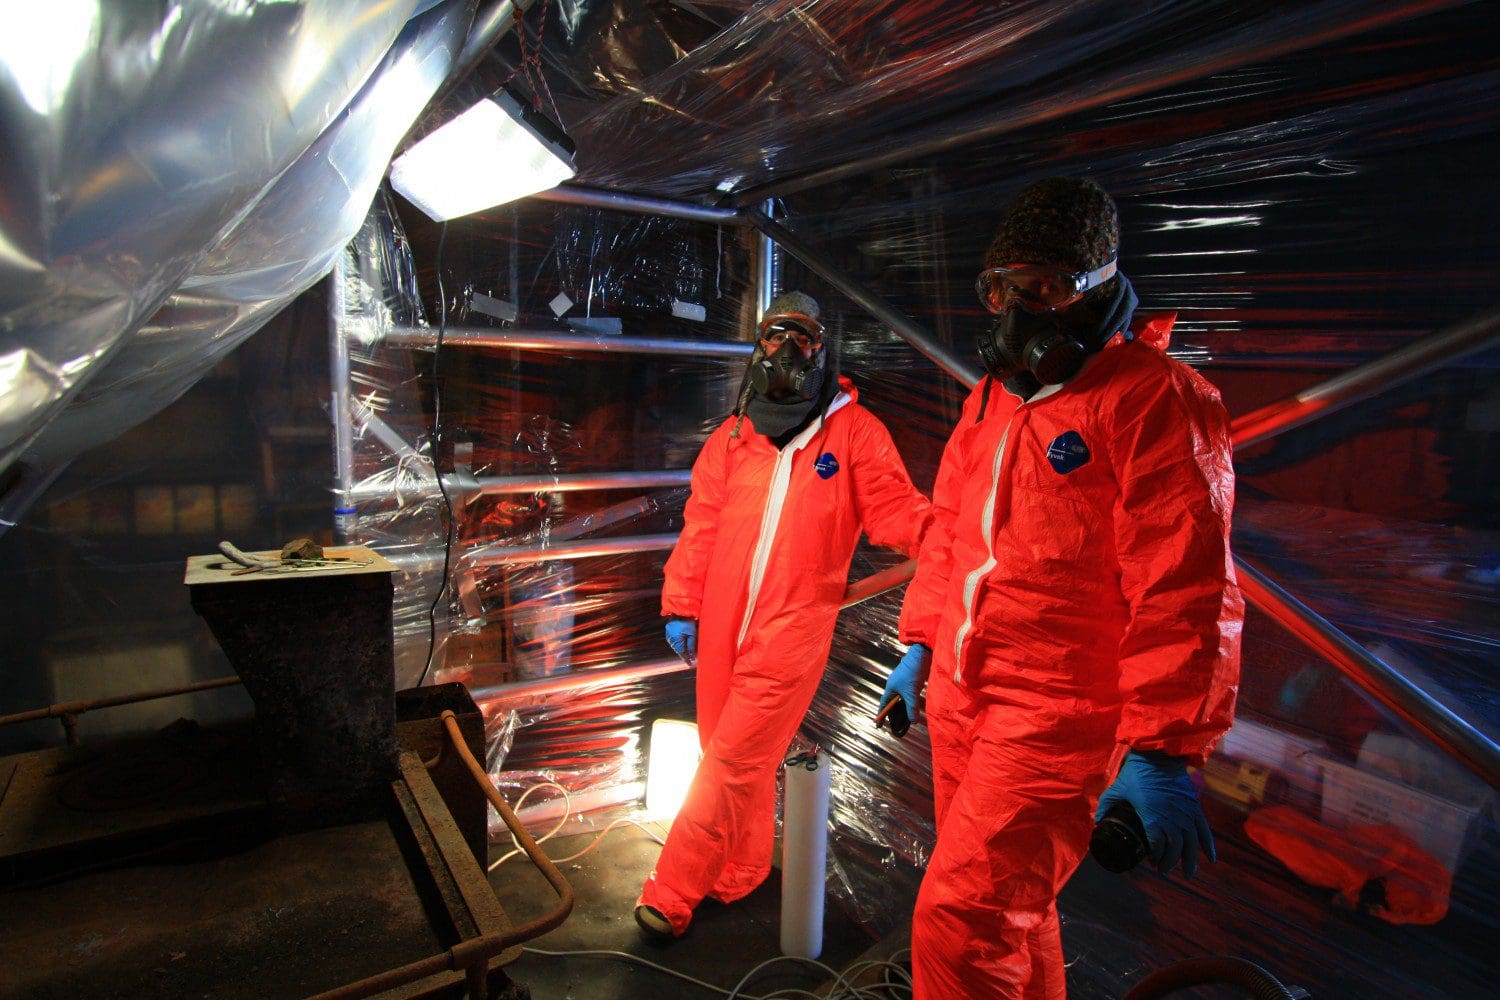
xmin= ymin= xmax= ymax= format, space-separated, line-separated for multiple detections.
xmin=640 ymin=658 xmax=824 ymax=934
xmin=911 ymin=706 xmax=1114 ymax=999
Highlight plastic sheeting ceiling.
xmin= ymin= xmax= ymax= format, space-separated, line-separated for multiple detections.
xmin=0 ymin=0 xmax=476 ymax=525
xmin=3 ymin=0 xmax=1500 ymax=996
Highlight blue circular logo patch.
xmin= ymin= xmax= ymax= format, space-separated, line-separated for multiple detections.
xmin=815 ymin=452 xmax=840 ymax=479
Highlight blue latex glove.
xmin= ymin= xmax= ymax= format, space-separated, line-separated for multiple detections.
xmin=880 ymin=643 xmax=931 ymax=722
xmin=1095 ymin=751 xmax=1216 ymax=878
xmin=664 ymin=617 xmax=697 ymax=666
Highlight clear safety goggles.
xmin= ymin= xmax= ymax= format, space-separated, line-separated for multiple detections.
xmin=975 ymin=259 xmax=1117 ymax=314
xmin=758 ymin=314 xmax=825 ymax=352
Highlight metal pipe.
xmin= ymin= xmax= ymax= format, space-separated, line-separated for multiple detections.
xmin=312 ymin=712 xmax=574 ymax=1000
xmin=733 ymin=1 xmax=1463 ymax=206
xmin=470 ymin=658 xmax=691 ymax=702
xmin=755 ymin=199 xmax=779 ymax=321
xmin=464 ymin=533 xmax=679 ymax=568
xmin=748 ymin=210 xmax=983 ymax=388
xmin=841 ymin=559 xmax=917 ymax=610
xmin=1231 ymin=305 xmax=1500 ymax=449
xmin=329 ymin=254 xmax=356 ymax=542
xmin=0 ymin=676 xmax=243 ymax=729
xmin=1236 ymin=557 xmax=1500 ymax=789
xmin=450 ymin=1 xmax=529 ymax=92
xmin=530 ymin=183 xmax=748 ymax=226
xmin=385 ymin=325 xmax=754 ymax=358
xmin=349 ymin=468 xmax=692 ymax=505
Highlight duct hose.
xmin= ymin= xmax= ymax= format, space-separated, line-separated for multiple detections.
xmin=1124 ymin=956 xmax=1298 ymax=1000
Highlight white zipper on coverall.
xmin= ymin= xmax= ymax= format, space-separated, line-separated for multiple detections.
xmin=737 ymin=394 xmax=851 ymax=650
xmin=950 ymin=382 xmax=1065 ymax=684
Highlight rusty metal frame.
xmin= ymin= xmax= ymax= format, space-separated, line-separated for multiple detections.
xmin=0 ymin=677 xmax=243 ymax=746
xmin=313 ymin=713 xmax=573 ymax=1000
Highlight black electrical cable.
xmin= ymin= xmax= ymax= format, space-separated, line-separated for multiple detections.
xmin=417 ymin=221 xmax=453 ymax=689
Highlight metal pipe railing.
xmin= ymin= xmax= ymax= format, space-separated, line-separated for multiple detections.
xmin=470 ymin=658 xmax=691 ymax=702
xmin=1231 ymin=305 xmax=1500 ymax=448
xmin=313 ymin=713 xmax=574 ymax=1000
xmin=1237 ymin=558 xmax=1500 ymax=788
xmin=531 ymin=183 xmax=747 ymax=226
xmin=841 ymin=559 xmax=918 ymax=610
xmin=348 ymin=469 xmax=692 ymax=505
xmin=0 ymin=677 xmax=243 ymax=746
xmin=384 ymin=325 xmax=754 ymax=358
xmin=464 ymin=533 xmax=679 ymax=568
xmin=747 ymin=209 xmax=983 ymax=388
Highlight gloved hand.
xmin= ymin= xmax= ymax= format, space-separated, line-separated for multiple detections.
xmin=664 ymin=617 xmax=698 ymax=666
xmin=880 ymin=643 xmax=931 ymax=722
xmin=1095 ymin=751 xmax=1216 ymax=878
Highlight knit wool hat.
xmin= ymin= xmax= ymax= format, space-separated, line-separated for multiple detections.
xmin=760 ymin=290 xmax=821 ymax=329
xmin=984 ymin=177 xmax=1119 ymax=273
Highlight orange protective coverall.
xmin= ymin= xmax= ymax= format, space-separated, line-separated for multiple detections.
xmin=898 ymin=315 xmax=1242 ymax=998
xmin=1245 ymin=805 xmax=1451 ymax=926
xmin=641 ymin=377 xmax=931 ymax=933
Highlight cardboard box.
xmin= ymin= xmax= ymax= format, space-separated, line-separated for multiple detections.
xmin=1317 ymin=756 xmax=1484 ymax=873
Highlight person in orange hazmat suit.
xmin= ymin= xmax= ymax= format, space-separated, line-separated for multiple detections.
xmin=635 ymin=290 xmax=933 ymax=939
xmin=879 ymin=177 xmax=1243 ymax=998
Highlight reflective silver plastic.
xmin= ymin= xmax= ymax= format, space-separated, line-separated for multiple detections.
xmin=0 ymin=0 xmax=465 ymax=490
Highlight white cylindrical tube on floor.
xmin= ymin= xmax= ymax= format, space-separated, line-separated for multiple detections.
xmin=781 ymin=750 xmax=831 ymax=959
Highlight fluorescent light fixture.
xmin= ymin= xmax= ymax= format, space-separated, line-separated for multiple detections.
xmin=390 ymin=89 xmax=576 ymax=221
xmin=645 ymin=718 xmax=701 ymax=821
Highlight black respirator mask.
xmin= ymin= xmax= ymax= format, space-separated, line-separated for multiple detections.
xmin=749 ymin=332 xmax=825 ymax=402
xmin=974 ymin=261 xmax=1132 ymax=387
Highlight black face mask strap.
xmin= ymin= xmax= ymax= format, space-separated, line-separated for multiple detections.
xmin=978 ymin=374 xmax=993 ymax=422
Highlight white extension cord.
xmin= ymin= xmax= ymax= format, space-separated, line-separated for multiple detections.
xmin=523 ymin=947 xmax=914 ymax=1000
xmin=487 ymin=780 xmax=668 ymax=872
xmin=491 ymin=782 xmax=913 ymax=999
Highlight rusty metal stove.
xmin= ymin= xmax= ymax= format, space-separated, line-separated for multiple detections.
xmin=0 ymin=546 xmax=570 ymax=999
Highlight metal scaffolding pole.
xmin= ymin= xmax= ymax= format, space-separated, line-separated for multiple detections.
xmin=469 ymin=658 xmax=690 ymax=702
xmin=748 ymin=209 xmax=983 ymax=388
xmin=348 ymin=469 xmax=692 ymax=505
xmin=755 ymin=200 xmax=779 ymax=320
xmin=530 ymin=183 xmax=747 ymax=226
xmin=464 ymin=533 xmax=679 ymax=568
xmin=328 ymin=253 xmax=356 ymax=542
xmin=1231 ymin=305 xmax=1500 ymax=448
xmin=384 ymin=325 xmax=753 ymax=358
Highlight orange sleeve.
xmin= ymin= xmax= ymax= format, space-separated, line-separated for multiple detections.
xmin=1108 ymin=368 xmax=1243 ymax=765
xmin=850 ymin=410 xmax=932 ymax=557
xmin=660 ymin=421 xmax=730 ymax=619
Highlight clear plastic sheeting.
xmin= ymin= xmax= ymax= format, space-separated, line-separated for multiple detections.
xmin=334 ymin=188 xmax=754 ymax=686
xmin=19 ymin=2 xmax=475 ymax=475
xmin=0 ymin=0 xmax=465 ymax=527
xmin=479 ymin=670 xmax=694 ymax=839
xmin=503 ymin=0 xmax=1469 ymax=201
